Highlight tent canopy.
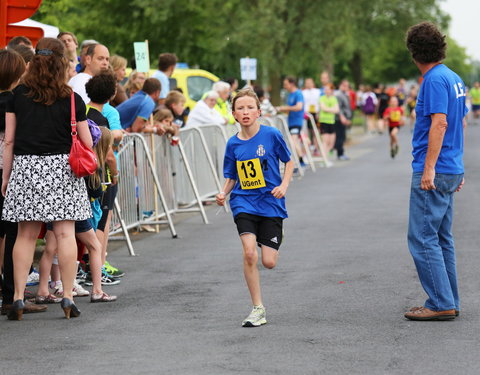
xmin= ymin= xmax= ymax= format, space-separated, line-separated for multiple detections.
xmin=11 ymin=18 xmax=59 ymax=38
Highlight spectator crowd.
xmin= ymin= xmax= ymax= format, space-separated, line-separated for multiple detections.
xmin=0 ymin=30 xmax=475 ymax=321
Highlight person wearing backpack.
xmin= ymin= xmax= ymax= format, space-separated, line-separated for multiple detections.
xmin=361 ymin=86 xmax=378 ymax=133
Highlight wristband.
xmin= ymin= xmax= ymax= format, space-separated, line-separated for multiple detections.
xmin=112 ymin=173 xmax=119 ymax=178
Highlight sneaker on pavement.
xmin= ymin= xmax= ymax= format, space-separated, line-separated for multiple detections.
xmin=73 ymin=280 xmax=90 ymax=297
xmin=76 ymin=268 xmax=88 ymax=285
xmin=104 ymin=261 xmax=125 ymax=278
xmin=101 ymin=268 xmax=121 ymax=286
xmin=242 ymin=305 xmax=267 ymax=327
xmin=84 ymin=271 xmax=93 ymax=287
xmin=26 ymin=269 xmax=40 ymax=286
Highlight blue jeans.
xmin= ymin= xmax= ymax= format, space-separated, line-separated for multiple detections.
xmin=407 ymin=172 xmax=463 ymax=311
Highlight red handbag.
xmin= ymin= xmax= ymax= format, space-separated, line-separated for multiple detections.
xmin=68 ymin=91 xmax=98 ymax=178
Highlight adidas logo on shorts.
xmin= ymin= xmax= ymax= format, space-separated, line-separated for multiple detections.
xmin=270 ymin=236 xmax=278 ymax=244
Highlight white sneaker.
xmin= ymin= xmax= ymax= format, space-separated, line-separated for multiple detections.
xmin=73 ymin=279 xmax=90 ymax=297
xmin=26 ymin=269 xmax=40 ymax=286
xmin=242 ymin=305 xmax=267 ymax=327
xmin=51 ymin=281 xmax=64 ymax=297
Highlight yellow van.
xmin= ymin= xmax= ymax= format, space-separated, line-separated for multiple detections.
xmin=125 ymin=67 xmax=219 ymax=110
xmin=170 ymin=69 xmax=219 ymax=110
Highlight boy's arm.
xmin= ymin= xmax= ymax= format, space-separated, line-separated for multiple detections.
xmin=271 ymin=159 xmax=294 ymax=198
xmin=216 ymin=178 xmax=236 ymax=206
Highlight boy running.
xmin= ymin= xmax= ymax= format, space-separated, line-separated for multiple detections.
xmin=216 ymin=88 xmax=294 ymax=327
xmin=383 ymin=96 xmax=404 ymax=158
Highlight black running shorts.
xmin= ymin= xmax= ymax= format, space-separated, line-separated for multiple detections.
xmin=234 ymin=212 xmax=283 ymax=251
xmin=388 ymin=125 xmax=400 ymax=134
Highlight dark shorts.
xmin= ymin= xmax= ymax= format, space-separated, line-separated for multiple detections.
xmin=389 ymin=125 xmax=400 ymax=134
xmin=320 ymin=123 xmax=335 ymax=134
xmin=46 ymin=219 xmax=92 ymax=234
xmin=472 ymin=104 xmax=480 ymax=112
xmin=234 ymin=212 xmax=283 ymax=250
xmin=101 ymin=184 xmax=118 ymax=211
xmin=289 ymin=125 xmax=302 ymax=135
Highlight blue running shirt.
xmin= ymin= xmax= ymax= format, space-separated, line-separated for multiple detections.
xmin=287 ymin=90 xmax=304 ymax=127
xmin=223 ymin=125 xmax=291 ymax=218
xmin=412 ymin=64 xmax=468 ymax=174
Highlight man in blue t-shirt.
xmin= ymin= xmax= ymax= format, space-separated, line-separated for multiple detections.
xmin=277 ymin=76 xmax=305 ymax=164
xmin=404 ymin=22 xmax=468 ymax=322
xmin=116 ymin=78 xmax=161 ymax=133
xmin=152 ymin=53 xmax=177 ymax=105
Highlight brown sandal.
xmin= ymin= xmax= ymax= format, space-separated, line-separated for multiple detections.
xmin=90 ymin=292 xmax=117 ymax=303
xmin=35 ymin=294 xmax=62 ymax=304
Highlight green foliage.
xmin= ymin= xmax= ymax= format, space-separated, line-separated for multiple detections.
xmin=443 ymin=37 xmax=472 ymax=82
xmin=32 ymin=0 xmax=473 ymax=92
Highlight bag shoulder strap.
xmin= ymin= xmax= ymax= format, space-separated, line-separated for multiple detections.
xmin=71 ymin=91 xmax=77 ymax=138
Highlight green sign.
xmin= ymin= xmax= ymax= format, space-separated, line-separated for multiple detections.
xmin=134 ymin=41 xmax=150 ymax=73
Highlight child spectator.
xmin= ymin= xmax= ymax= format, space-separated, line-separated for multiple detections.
xmin=109 ymin=55 xmax=128 ymax=106
xmin=85 ymin=72 xmax=124 ymax=282
xmin=165 ymin=90 xmax=187 ymax=128
xmin=153 ymin=108 xmax=178 ymax=138
xmin=125 ymin=70 xmax=146 ymax=97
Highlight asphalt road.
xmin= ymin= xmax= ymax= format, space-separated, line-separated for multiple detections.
xmin=1 ymin=123 xmax=480 ymax=375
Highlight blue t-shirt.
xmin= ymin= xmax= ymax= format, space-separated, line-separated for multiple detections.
xmin=152 ymin=70 xmax=169 ymax=99
xmin=287 ymin=89 xmax=304 ymax=127
xmin=412 ymin=64 xmax=468 ymax=174
xmin=102 ymin=103 xmax=122 ymax=131
xmin=116 ymin=91 xmax=155 ymax=130
xmin=223 ymin=125 xmax=291 ymax=218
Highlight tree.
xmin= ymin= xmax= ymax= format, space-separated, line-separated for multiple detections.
xmin=32 ymin=0 xmax=472 ymax=96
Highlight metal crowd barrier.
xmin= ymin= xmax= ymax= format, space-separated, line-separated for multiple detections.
xmin=305 ymin=113 xmax=333 ymax=168
xmin=110 ymin=126 xmax=229 ymax=253
xmin=109 ymin=115 xmax=332 ymax=255
xmin=110 ymin=133 xmax=177 ymax=240
xmin=263 ymin=115 xmax=304 ymax=177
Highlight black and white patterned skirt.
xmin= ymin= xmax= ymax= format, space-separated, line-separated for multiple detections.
xmin=2 ymin=154 xmax=92 ymax=222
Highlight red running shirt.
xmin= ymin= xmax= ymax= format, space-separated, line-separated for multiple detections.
xmin=383 ymin=106 xmax=403 ymax=127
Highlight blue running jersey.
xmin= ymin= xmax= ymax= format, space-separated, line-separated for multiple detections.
xmin=223 ymin=125 xmax=291 ymax=218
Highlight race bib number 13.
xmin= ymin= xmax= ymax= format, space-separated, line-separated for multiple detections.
xmin=236 ymin=158 xmax=266 ymax=189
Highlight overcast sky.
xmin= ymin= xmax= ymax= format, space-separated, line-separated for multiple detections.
xmin=440 ymin=0 xmax=479 ymax=61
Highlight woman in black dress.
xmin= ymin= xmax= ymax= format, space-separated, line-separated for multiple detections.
xmin=2 ymin=38 xmax=93 ymax=320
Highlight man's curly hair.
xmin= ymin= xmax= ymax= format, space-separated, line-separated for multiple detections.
xmin=406 ymin=22 xmax=447 ymax=64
